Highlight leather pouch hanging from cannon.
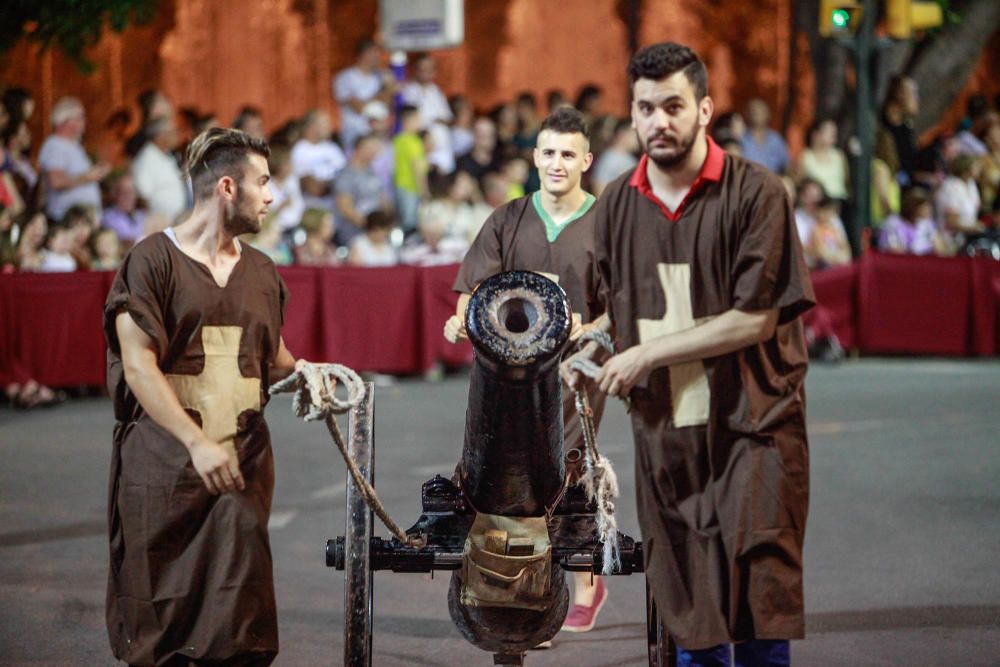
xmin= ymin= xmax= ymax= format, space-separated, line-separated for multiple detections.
xmin=460 ymin=512 xmax=552 ymax=611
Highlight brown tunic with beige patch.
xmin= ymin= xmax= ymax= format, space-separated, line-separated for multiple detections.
xmin=594 ymin=140 xmax=814 ymax=649
xmin=454 ymin=193 xmax=607 ymax=480
xmin=103 ymin=232 xmax=288 ymax=666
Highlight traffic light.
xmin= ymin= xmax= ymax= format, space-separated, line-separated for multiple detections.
xmin=885 ymin=0 xmax=944 ymax=38
xmin=820 ymin=0 xmax=863 ymax=37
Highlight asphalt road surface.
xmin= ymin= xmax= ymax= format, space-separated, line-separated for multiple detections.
xmin=1 ymin=359 xmax=998 ymax=666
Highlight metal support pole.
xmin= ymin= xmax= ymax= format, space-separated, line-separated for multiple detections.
xmin=343 ymin=383 xmax=375 ymax=667
xmin=849 ymin=0 xmax=878 ymax=256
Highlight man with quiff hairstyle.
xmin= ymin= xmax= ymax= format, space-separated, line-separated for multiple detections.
xmin=104 ymin=127 xmax=304 ymax=666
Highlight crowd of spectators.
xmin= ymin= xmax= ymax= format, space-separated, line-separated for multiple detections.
xmin=2 ymin=41 xmax=1000 ymax=391
xmin=711 ymin=78 xmax=1000 ymax=270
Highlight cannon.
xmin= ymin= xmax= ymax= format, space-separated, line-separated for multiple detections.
xmin=327 ymin=271 xmax=670 ymax=665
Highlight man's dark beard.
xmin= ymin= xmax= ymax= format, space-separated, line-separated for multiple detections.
xmin=223 ymin=191 xmax=260 ymax=236
xmin=643 ymin=124 xmax=699 ymax=169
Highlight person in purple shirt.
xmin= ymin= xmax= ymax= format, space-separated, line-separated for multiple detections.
xmin=741 ymin=98 xmax=789 ymax=174
xmin=878 ymin=187 xmax=945 ymax=255
xmin=100 ymin=172 xmax=148 ymax=245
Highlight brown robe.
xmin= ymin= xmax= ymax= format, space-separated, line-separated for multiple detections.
xmin=103 ymin=232 xmax=288 ymax=666
xmin=594 ymin=139 xmax=814 ymax=649
xmin=454 ymin=192 xmax=607 ymax=480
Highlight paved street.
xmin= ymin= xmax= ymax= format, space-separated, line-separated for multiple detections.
xmin=1 ymin=359 xmax=998 ymax=666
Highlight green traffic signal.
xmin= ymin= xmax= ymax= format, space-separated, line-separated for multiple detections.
xmin=819 ymin=0 xmax=862 ymax=37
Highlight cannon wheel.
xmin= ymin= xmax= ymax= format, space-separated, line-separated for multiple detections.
xmin=343 ymin=383 xmax=375 ymax=667
xmin=646 ymin=578 xmax=676 ymax=666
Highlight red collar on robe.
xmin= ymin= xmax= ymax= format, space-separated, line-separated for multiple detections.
xmin=628 ymin=136 xmax=726 ymax=221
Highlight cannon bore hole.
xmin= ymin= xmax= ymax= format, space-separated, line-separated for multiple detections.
xmin=497 ymin=297 xmax=538 ymax=334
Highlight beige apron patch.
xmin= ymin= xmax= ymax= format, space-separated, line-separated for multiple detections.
xmin=637 ymin=263 xmax=712 ymax=428
xmin=166 ymin=326 xmax=261 ymax=454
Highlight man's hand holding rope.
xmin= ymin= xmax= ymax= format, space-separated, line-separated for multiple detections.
xmin=595 ymin=344 xmax=649 ymax=400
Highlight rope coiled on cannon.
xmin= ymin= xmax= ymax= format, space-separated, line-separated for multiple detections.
xmin=270 ymin=363 xmax=424 ymax=548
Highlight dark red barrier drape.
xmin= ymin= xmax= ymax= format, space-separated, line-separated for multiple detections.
xmin=4 ymin=271 xmax=113 ymax=387
xmin=808 ymin=263 xmax=858 ymax=350
xmin=969 ymin=257 xmax=1000 ymax=357
xmin=0 ymin=257 xmax=996 ymax=389
xmin=419 ymin=264 xmax=473 ymax=370
xmin=857 ymin=254 xmax=972 ymax=355
xmin=0 ymin=273 xmax=26 ymax=386
xmin=276 ymin=266 xmax=322 ymax=362
xmin=318 ymin=265 xmax=423 ymax=374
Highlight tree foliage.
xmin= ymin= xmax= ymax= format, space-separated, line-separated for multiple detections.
xmin=906 ymin=0 xmax=1000 ymax=133
xmin=0 ymin=0 xmax=161 ymax=72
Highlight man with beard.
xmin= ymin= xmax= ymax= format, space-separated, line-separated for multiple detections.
xmin=563 ymin=42 xmax=814 ymax=665
xmin=445 ymin=106 xmax=612 ymax=636
xmin=103 ymin=128 xmax=303 ymax=666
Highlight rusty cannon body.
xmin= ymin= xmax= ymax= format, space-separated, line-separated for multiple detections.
xmin=327 ymin=271 xmax=662 ymax=666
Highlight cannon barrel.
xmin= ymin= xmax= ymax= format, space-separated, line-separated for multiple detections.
xmin=450 ymin=271 xmax=573 ymax=655
xmin=459 ymin=270 xmax=572 ymax=517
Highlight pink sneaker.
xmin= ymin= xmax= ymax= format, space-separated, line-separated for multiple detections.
xmin=561 ymin=576 xmax=607 ymax=632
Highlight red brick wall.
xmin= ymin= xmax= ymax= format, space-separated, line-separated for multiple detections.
xmin=0 ymin=0 xmax=995 ymax=163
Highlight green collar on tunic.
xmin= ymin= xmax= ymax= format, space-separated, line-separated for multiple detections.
xmin=531 ymin=190 xmax=596 ymax=242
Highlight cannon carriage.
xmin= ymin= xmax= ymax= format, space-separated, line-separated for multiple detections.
xmin=325 ymin=271 xmax=673 ymax=666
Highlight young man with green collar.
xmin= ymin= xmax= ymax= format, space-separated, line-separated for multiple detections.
xmin=445 ymin=106 xmax=610 ymax=634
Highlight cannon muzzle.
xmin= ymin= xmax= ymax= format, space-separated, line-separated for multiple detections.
xmin=459 ymin=270 xmax=572 ymax=517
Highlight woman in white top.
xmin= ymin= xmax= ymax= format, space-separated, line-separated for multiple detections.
xmin=935 ymin=154 xmax=982 ymax=236
xmin=797 ymin=119 xmax=849 ymax=202
xmin=348 ymin=209 xmax=398 ymax=267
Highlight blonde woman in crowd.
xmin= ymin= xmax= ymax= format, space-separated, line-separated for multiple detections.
xmin=293 ymin=208 xmax=340 ymax=266
xmin=91 ymin=227 xmax=122 ymax=270
xmin=247 ymin=213 xmax=293 ymax=266
xmin=805 ymin=195 xmax=852 ymax=270
xmin=15 ymin=210 xmax=48 ymax=270
xmin=936 ymin=154 xmax=983 ymax=237
xmin=400 ymin=201 xmax=469 ymax=266
xmin=974 ymin=112 xmax=1000 ymax=216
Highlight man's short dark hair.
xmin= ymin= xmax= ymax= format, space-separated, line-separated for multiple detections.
xmin=62 ymin=204 xmax=95 ymax=228
xmin=353 ymin=132 xmax=380 ymax=151
xmin=136 ymin=89 xmax=163 ymax=121
xmin=575 ymin=84 xmax=602 ymax=111
xmin=356 ymin=38 xmax=378 ymax=57
xmin=144 ymin=116 xmax=173 ymax=140
xmin=0 ymin=116 xmax=26 ymax=146
xmin=539 ymin=106 xmax=590 ymax=141
xmin=2 ymin=87 xmax=31 ymax=120
xmin=185 ymin=127 xmax=270 ymax=201
xmin=365 ymin=209 xmax=395 ymax=231
xmin=233 ymin=105 xmax=262 ymax=130
xmin=885 ymin=74 xmax=914 ymax=109
xmin=628 ymin=42 xmax=708 ymax=101
xmin=900 ymin=187 xmax=930 ymax=222
xmin=546 ymin=89 xmax=567 ymax=110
